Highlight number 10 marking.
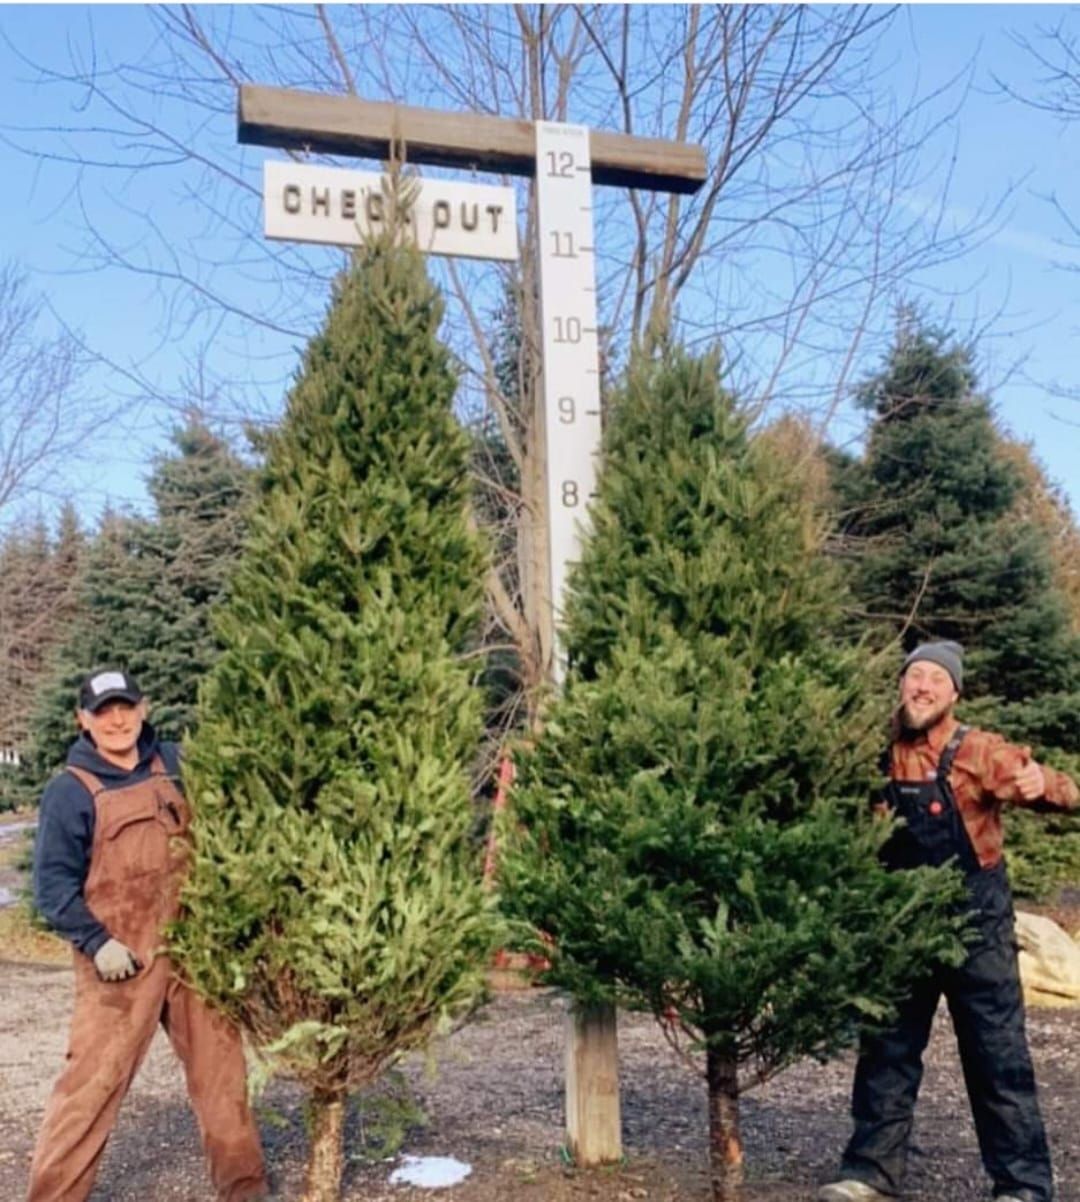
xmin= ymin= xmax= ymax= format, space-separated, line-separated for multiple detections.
xmin=554 ymin=316 xmax=582 ymax=343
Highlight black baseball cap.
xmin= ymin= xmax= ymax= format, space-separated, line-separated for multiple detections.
xmin=78 ymin=668 xmax=144 ymax=712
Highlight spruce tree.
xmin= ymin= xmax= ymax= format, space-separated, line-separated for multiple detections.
xmin=170 ymin=207 xmax=494 ymax=1201
xmin=500 ymin=349 xmax=966 ymax=1202
xmin=137 ymin=416 xmax=254 ymax=734
xmin=836 ymin=314 xmax=1080 ymax=895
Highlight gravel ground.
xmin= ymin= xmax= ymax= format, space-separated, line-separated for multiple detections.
xmin=1 ymin=960 xmax=1077 ymax=1201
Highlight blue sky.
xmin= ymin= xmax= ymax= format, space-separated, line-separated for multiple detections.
xmin=0 ymin=4 xmax=1078 ymax=525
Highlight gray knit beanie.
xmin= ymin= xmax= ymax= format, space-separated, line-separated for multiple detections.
xmin=900 ymin=640 xmax=963 ymax=692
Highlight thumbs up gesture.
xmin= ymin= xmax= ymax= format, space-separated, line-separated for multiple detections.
xmin=1014 ymin=748 xmax=1046 ymax=802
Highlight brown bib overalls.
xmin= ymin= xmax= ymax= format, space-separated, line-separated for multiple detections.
xmin=27 ymin=757 xmax=267 ymax=1202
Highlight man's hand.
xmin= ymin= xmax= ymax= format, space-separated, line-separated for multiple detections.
xmin=1014 ymin=754 xmax=1046 ymax=803
xmin=93 ymin=939 xmax=141 ymax=982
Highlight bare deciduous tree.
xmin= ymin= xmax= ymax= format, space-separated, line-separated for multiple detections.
xmin=2 ymin=4 xmax=1003 ymax=725
xmin=996 ymin=13 xmax=1080 ymax=414
xmin=0 ymin=263 xmax=97 ymax=515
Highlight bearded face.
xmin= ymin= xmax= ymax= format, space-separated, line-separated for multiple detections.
xmin=898 ymin=660 xmax=959 ymax=735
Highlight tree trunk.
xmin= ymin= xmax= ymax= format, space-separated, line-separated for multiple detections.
xmin=302 ymin=1088 xmax=346 ymax=1202
xmin=706 ymin=1045 xmax=743 ymax=1202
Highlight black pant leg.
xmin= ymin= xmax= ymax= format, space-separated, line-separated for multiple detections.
xmin=840 ymin=972 xmax=942 ymax=1195
xmin=945 ymin=921 xmax=1053 ymax=1202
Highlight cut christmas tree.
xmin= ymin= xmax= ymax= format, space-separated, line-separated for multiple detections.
xmin=171 ymin=185 xmax=495 ymax=1202
xmin=500 ymin=348 xmax=968 ymax=1202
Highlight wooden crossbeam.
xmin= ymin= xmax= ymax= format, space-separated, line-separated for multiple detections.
xmin=238 ymin=84 xmax=706 ymax=195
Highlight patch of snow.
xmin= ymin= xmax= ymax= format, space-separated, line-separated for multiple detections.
xmin=389 ymin=1155 xmax=472 ymax=1189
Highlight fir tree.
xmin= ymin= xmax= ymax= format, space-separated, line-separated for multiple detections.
xmin=500 ymin=349 xmax=967 ymax=1202
xmin=170 ymin=206 xmax=494 ymax=1201
xmin=836 ymin=313 xmax=1080 ymax=896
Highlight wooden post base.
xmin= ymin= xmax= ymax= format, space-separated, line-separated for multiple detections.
xmin=565 ymin=1000 xmax=621 ymax=1165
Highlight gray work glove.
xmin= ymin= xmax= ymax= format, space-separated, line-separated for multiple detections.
xmin=93 ymin=938 xmax=141 ymax=982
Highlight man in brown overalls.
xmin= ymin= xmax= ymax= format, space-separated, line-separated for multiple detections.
xmin=28 ymin=667 xmax=268 ymax=1201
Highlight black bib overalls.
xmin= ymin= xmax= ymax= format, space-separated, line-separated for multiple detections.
xmin=840 ymin=727 xmax=1053 ymax=1202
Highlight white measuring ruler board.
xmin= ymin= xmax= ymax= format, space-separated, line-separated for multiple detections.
xmin=535 ymin=121 xmax=603 ymax=685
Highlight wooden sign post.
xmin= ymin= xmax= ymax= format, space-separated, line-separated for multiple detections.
xmin=238 ymin=82 xmax=705 ymax=1168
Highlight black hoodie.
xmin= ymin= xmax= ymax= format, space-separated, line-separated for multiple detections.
xmin=32 ymin=724 xmax=181 ymax=957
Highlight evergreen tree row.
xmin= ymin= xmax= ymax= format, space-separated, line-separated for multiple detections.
xmin=0 ymin=502 xmax=84 ymax=764
xmin=0 ymin=417 xmax=253 ymax=810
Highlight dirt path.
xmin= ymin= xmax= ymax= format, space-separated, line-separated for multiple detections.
xmin=1 ymin=960 xmax=1077 ymax=1201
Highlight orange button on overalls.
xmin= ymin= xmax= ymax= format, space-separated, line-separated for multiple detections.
xmin=27 ymin=757 xmax=267 ymax=1202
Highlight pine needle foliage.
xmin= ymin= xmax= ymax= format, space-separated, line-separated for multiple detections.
xmin=169 ymin=216 xmax=494 ymax=1152
xmin=499 ymin=349 xmax=967 ymax=1199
